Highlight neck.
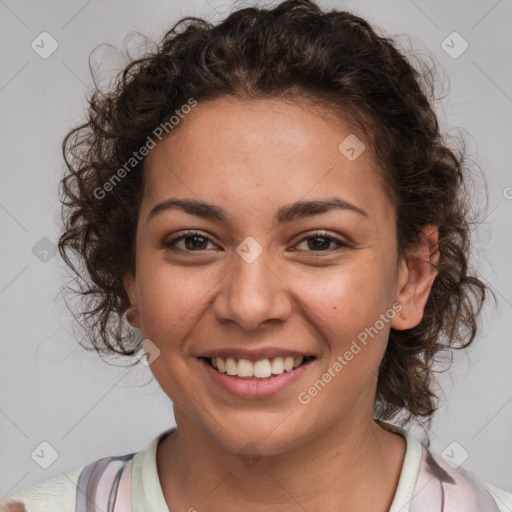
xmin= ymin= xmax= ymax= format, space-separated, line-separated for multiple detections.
xmin=157 ymin=414 xmax=406 ymax=512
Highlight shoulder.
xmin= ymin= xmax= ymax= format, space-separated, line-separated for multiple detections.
xmin=414 ymin=441 xmax=512 ymax=512
xmin=0 ymin=428 xmax=175 ymax=512
xmin=0 ymin=453 xmax=135 ymax=512
xmin=379 ymin=421 xmax=512 ymax=512
xmin=0 ymin=466 xmax=83 ymax=512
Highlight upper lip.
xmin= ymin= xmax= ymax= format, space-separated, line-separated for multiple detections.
xmin=199 ymin=348 xmax=316 ymax=361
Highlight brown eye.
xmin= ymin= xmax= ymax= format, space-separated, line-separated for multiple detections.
xmin=165 ymin=231 xmax=217 ymax=252
xmin=294 ymin=231 xmax=349 ymax=252
xmin=306 ymin=236 xmax=332 ymax=250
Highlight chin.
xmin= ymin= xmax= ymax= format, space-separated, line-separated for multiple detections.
xmin=206 ymin=413 xmax=307 ymax=457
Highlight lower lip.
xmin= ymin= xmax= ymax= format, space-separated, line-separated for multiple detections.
xmin=199 ymin=358 xmax=314 ymax=399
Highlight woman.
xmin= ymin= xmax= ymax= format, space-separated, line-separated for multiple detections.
xmin=2 ymin=0 xmax=511 ymax=510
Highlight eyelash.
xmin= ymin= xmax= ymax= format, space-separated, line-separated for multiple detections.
xmin=164 ymin=230 xmax=350 ymax=254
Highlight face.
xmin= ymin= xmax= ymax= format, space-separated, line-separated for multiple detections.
xmin=124 ymin=96 xmax=437 ymax=455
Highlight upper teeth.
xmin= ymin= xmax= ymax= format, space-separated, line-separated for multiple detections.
xmin=211 ymin=356 xmax=305 ymax=378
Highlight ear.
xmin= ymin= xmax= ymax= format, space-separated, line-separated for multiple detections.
xmin=123 ymin=272 xmax=140 ymax=328
xmin=391 ymin=225 xmax=440 ymax=330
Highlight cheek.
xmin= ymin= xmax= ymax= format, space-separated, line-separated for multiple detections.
xmin=298 ymin=256 xmax=392 ymax=324
xmin=136 ymin=261 xmax=213 ymax=345
xmin=135 ymin=264 xmax=213 ymax=403
xmin=293 ymin=256 xmax=395 ymax=365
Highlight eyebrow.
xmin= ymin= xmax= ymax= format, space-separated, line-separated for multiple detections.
xmin=147 ymin=196 xmax=369 ymax=226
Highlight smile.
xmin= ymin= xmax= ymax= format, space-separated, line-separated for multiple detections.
xmin=202 ymin=355 xmax=315 ymax=379
xmin=198 ymin=355 xmax=316 ymax=399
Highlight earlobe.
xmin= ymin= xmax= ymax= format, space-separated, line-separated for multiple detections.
xmin=126 ymin=307 xmax=140 ymax=327
xmin=391 ymin=225 xmax=439 ymax=331
xmin=122 ymin=272 xmax=140 ymax=328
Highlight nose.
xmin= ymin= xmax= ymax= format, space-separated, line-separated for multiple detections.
xmin=212 ymin=248 xmax=292 ymax=332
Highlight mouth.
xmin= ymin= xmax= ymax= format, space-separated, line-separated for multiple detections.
xmin=198 ymin=355 xmax=316 ymax=380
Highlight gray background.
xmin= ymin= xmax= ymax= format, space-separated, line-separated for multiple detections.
xmin=1 ymin=0 xmax=511 ymax=499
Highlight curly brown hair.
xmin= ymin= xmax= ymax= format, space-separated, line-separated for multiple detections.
xmin=58 ymin=0 xmax=492 ymax=432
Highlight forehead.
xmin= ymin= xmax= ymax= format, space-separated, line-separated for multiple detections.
xmin=142 ymin=97 xmax=393 ymax=222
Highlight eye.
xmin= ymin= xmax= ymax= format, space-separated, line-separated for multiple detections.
xmin=164 ymin=231 xmax=219 ymax=252
xmin=164 ymin=230 xmax=350 ymax=254
xmin=293 ymin=231 xmax=350 ymax=252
